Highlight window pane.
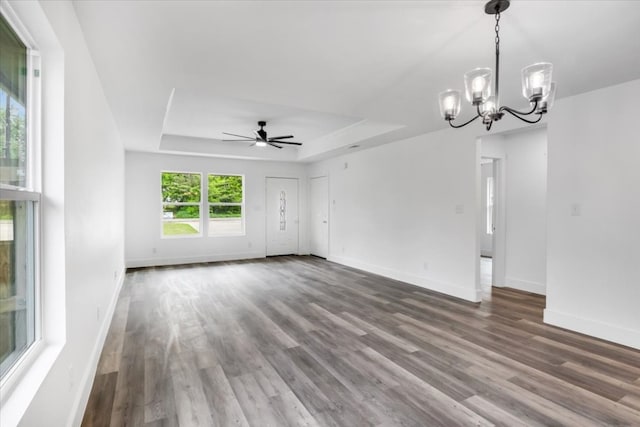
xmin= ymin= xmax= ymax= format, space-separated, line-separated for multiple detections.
xmin=0 ymin=14 xmax=28 ymax=188
xmin=162 ymin=204 xmax=200 ymax=236
xmin=208 ymin=175 xmax=242 ymax=203
xmin=161 ymin=172 xmax=201 ymax=203
xmin=487 ymin=176 xmax=494 ymax=234
xmin=0 ymin=200 xmax=36 ymax=378
xmin=209 ymin=205 xmax=243 ymax=235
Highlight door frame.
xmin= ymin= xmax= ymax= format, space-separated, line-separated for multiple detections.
xmin=476 ymin=152 xmax=506 ymax=296
xmin=491 ymin=158 xmax=506 ymax=287
xmin=265 ymin=176 xmax=300 ymax=256
xmin=309 ymin=175 xmax=329 ymax=258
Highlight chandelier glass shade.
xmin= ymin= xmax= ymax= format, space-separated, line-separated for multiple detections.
xmin=439 ymin=0 xmax=557 ymax=131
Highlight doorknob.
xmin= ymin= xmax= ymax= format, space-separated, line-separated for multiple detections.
xmin=322 ymin=220 xmax=327 ymax=223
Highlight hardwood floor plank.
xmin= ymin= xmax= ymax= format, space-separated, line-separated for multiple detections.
xmin=359 ymin=346 xmax=493 ymax=427
xmin=82 ymin=256 xmax=640 ymax=427
xmin=308 ymin=303 xmax=366 ymax=336
xmin=461 ymin=395 xmax=531 ymax=427
xmin=200 ymin=365 xmax=250 ymax=427
xmin=341 ymin=312 xmax=420 ymax=353
xmin=229 ymin=372 xmax=286 ymax=427
xmin=81 ymin=372 xmax=118 ymax=427
xmin=169 ymin=351 xmax=215 ymax=427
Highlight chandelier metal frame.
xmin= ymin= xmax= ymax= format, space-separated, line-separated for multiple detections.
xmin=439 ymin=0 xmax=556 ymax=131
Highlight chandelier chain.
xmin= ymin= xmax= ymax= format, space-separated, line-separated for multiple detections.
xmin=495 ymin=12 xmax=500 ymax=53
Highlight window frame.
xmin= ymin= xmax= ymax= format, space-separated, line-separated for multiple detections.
xmin=207 ymin=173 xmax=245 ymax=237
xmin=0 ymin=2 xmax=43 ymax=391
xmin=160 ymin=170 xmax=203 ymax=239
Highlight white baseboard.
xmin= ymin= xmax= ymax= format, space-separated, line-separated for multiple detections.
xmin=125 ymin=251 xmax=266 ymax=268
xmin=68 ymin=267 xmax=126 ymax=427
xmin=329 ymin=255 xmax=480 ymax=303
xmin=544 ymin=309 xmax=640 ymax=350
xmin=505 ymin=277 xmax=546 ymax=295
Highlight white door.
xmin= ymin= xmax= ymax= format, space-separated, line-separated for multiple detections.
xmin=266 ymin=178 xmax=299 ymax=256
xmin=309 ymin=176 xmax=329 ymax=258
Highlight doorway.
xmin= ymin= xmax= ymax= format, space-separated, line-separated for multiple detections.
xmin=266 ymin=177 xmax=299 ymax=256
xmin=477 ymin=127 xmax=548 ymax=298
xmin=309 ymin=176 xmax=329 ymax=258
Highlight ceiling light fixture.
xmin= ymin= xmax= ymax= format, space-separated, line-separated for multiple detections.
xmin=438 ymin=0 xmax=557 ymax=131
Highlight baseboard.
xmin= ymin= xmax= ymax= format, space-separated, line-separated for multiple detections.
xmin=329 ymin=255 xmax=480 ymax=303
xmin=125 ymin=251 xmax=266 ymax=268
xmin=67 ymin=267 xmax=126 ymax=427
xmin=505 ymin=277 xmax=546 ymax=295
xmin=544 ymin=308 xmax=640 ymax=350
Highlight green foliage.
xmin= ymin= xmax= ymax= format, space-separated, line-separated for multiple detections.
xmin=163 ymin=205 xmax=199 ymax=219
xmin=209 ymin=205 xmax=241 ymax=218
xmin=0 ymin=90 xmax=27 ymax=185
xmin=162 ymin=222 xmax=198 ymax=235
xmin=208 ymin=175 xmax=242 ymax=203
xmin=161 ymin=172 xmax=201 ymax=203
xmin=0 ymin=200 xmax=14 ymax=220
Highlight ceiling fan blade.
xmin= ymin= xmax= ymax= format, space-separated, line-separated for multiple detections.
xmin=222 ymin=132 xmax=253 ymax=139
xmin=271 ymin=140 xmax=302 ymax=146
xmin=223 ymin=139 xmax=255 ymax=142
xmin=268 ymin=135 xmax=294 ymax=141
xmin=267 ymin=142 xmax=283 ymax=149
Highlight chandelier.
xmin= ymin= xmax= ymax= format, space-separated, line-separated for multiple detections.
xmin=438 ymin=0 xmax=557 ymax=131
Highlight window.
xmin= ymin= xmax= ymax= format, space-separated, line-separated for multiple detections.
xmin=0 ymin=12 xmax=39 ymax=381
xmin=161 ymin=172 xmax=201 ymax=237
xmin=208 ymin=174 xmax=244 ymax=236
xmin=486 ymin=176 xmax=494 ymax=234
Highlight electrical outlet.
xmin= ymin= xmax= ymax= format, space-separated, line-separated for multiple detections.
xmin=344 ymin=162 xmax=349 ymax=169
xmin=248 ymin=241 xmax=252 ymax=248
xmin=571 ymin=203 xmax=581 ymax=216
xmin=152 ymin=247 xmax=157 ymax=254
xmin=455 ymin=204 xmax=465 ymax=214
xmin=423 ymin=262 xmax=429 ymax=271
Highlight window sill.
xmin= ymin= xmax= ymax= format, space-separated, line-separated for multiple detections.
xmin=160 ymin=233 xmax=203 ymax=239
xmin=0 ymin=341 xmax=63 ymax=427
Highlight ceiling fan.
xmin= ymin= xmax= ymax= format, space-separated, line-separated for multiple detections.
xmin=222 ymin=121 xmax=302 ymax=149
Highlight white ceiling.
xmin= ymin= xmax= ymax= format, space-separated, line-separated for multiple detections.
xmin=73 ymin=0 xmax=640 ymax=162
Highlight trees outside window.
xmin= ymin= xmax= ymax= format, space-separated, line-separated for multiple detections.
xmin=208 ymin=175 xmax=244 ymax=236
xmin=161 ymin=172 xmax=201 ymax=236
xmin=160 ymin=172 xmax=245 ymax=237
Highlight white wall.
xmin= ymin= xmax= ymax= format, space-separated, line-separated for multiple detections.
xmin=11 ymin=1 xmax=126 ymax=426
xmin=309 ymin=126 xmax=481 ymax=302
xmin=544 ymin=79 xmax=640 ymax=350
xmin=125 ymin=151 xmax=308 ymax=267
xmin=504 ymin=128 xmax=548 ymax=294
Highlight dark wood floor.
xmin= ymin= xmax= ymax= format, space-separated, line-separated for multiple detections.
xmin=82 ymin=256 xmax=640 ymax=427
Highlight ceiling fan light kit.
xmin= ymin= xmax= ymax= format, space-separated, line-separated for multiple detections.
xmin=438 ymin=0 xmax=557 ymax=131
xmin=222 ymin=121 xmax=303 ymax=149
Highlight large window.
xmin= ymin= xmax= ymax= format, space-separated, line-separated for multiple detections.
xmin=161 ymin=172 xmax=201 ymax=237
xmin=208 ymin=174 xmax=244 ymax=236
xmin=0 ymin=12 xmax=39 ymax=381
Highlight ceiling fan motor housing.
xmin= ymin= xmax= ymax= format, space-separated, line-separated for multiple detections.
xmin=257 ymin=121 xmax=268 ymax=140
